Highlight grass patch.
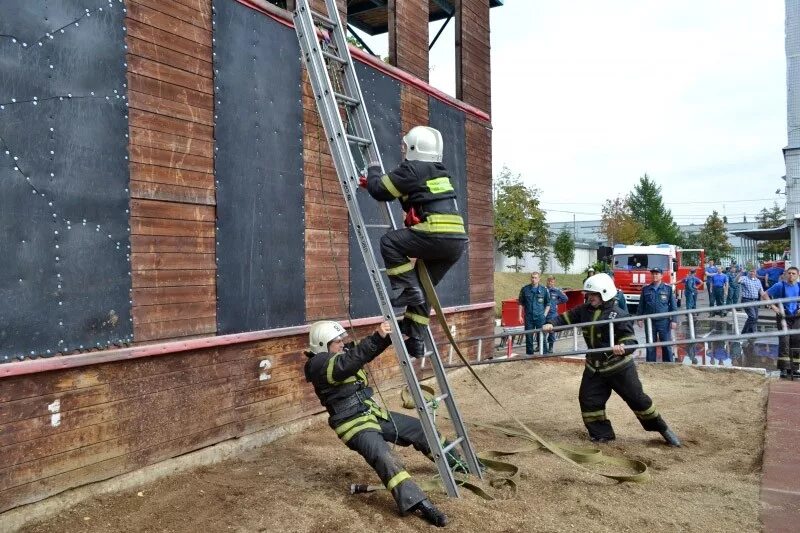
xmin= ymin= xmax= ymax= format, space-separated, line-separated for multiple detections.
xmin=493 ymin=271 xmax=585 ymax=317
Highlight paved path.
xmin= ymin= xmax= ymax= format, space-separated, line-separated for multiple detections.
xmin=761 ymin=379 xmax=800 ymax=532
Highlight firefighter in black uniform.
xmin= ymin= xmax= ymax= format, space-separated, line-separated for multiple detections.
xmin=542 ymin=273 xmax=682 ymax=446
xmin=359 ymin=126 xmax=468 ymax=358
xmin=304 ymin=320 xmax=450 ymax=527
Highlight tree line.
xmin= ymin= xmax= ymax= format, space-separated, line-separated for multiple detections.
xmin=494 ymin=167 xmax=788 ymax=272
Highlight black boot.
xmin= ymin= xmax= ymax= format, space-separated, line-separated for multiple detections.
xmin=391 ymin=287 xmax=426 ymax=307
xmin=660 ymin=428 xmax=682 ymax=447
xmin=411 ymin=499 xmax=448 ymax=527
xmin=404 ymin=337 xmax=426 ymax=358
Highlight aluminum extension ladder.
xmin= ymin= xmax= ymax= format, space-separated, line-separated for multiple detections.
xmin=293 ymin=0 xmax=482 ymax=496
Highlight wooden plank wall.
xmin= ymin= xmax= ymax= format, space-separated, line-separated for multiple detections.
xmin=303 ymin=68 xmax=351 ymax=321
xmin=456 ymin=0 xmax=491 ymax=115
xmin=126 ymin=0 xmax=217 ymax=343
xmin=466 ymin=117 xmax=494 ymax=304
xmin=389 ymin=0 xmax=430 ymax=82
xmin=0 ymin=0 xmax=496 ymax=515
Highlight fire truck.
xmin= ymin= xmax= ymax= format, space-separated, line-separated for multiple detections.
xmin=611 ymin=244 xmax=706 ymax=310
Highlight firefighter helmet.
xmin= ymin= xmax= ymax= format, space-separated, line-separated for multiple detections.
xmin=308 ymin=321 xmax=347 ymax=354
xmin=403 ymin=126 xmax=443 ymax=163
xmin=583 ymin=273 xmax=617 ymax=302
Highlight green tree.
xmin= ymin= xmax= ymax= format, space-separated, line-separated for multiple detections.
xmin=553 ymin=228 xmax=575 ymax=273
xmin=627 ymin=174 xmax=682 ymax=244
xmin=493 ymin=167 xmax=548 ymax=272
xmin=756 ymin=202 xmax=789 ymax=259
xmin=600 ymin=195 xmax=649 ymax=245
xmin=697 ymin=210 xmax=733 ymax=262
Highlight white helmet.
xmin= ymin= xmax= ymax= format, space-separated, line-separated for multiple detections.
xmin=308 ymin=321 xmax=347 ymax=354
xmin=403 ymin=126 xmax=443 ymax=162
xmin=583 ymin=273 xmax=617 ymax=302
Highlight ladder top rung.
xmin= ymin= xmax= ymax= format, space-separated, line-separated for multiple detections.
xmin=365 ymin=224 xmax=392 ymax=229
xmin=334 ymin=92 xmax=360 ymax=106
xmin=321 ymin=50 xmax=347 ymax=65
xmin=311 ymin=11 xmax=336 ymax=29
xmin=346 ymin=134 xmax=371 ymax=146
xmin=427 ymin=392 xmax=449 ymax=407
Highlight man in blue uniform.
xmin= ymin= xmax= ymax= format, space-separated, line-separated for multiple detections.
xmin=710 ymin=269 xmax=729 ymax=316
xmin=756 ymin=262 xmax=768 ymax=290
xmin=304 ymin=320 xmax=451 ymax=526
xmin=726 ymin=265 xmax=741 ymax=306
xmin=361 ymin=126 xmax=468 ymax=358
xmin=764 ymin=266 xmax=800 ymax=378
xmin=705 ymin=259 xmax=719 ymax=307
xmin=766 ymin=264 xmax=785 ymax=289
xmin=740 ymin=267 xmax=765 ymax=334
xmin=519 ymin=272 xmax=551 ymax=355
xmin=545 ymin=275 xmax=569 ymax=354
xmin=637 ymin=267 xmax=677 ymax=362
xmin=608 ymin=271 xmax=628 ymax=311
xmin=681 ymin=268 xmax=702 ymax=310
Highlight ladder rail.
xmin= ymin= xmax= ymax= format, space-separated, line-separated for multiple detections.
xmin=294 ymin=0 xmax=481 ymax=496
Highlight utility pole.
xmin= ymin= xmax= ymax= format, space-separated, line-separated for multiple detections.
xmin=573 ymin=213 xmax=576 ymax=241
xmin=786 ymin=0 xmax=800 ymax=266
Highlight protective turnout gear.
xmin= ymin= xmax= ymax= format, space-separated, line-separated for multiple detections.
xmin=583 ymin=273 xmax=618 ymax=302
xmin=660 ymin=428 xmax=682 ymax=447
xmin=402 ymin=126 xmax=443 ymax=163
xmin=308 ymin=321 xmax=347 ymax=354
xmin=362 ymin=145 xmax=467 ymax=354
xmin=404 ymin=337 xmax=426 ymax=359
xmin=548 ymin=300 xmax=677 ymax=445
xmin=305 ymin=330 xmax=454 ymax=515
xmin=410 ymin=499 xmax=448 ymax=527
xmin=391 ymin=286 xmax=426 ymax=308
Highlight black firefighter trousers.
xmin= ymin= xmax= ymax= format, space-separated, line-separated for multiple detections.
xmin=345 ymin=411 xmax=437 ymax=513
xmin=380 ymin=228 xmax=467 ymax=342
xmin=578 ymin=362 xmax=669 ymax=440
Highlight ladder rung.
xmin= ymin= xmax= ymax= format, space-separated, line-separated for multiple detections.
xmin=346 ymin=134 xmax=371 ymax=146
xmin=311 ymin=11 xmax=336 ymax=29
xmin=365 ymin=224 xmax=391 ymax=229
xmin=334 ymin=92 xmax=360 ymax=106
xmin=441 ymin=437 xmax=463 ymax=455
xmin=321 ymin=50 xmax=347 ymax=65
xmin=427 ymin=392 xmax=449 ymax=408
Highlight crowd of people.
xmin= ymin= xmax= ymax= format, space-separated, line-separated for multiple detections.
xmin=516 ymin=260 xmax=800 ymax=380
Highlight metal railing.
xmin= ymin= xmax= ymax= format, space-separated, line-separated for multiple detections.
xmin=425 ymin=296 xmax=799 ymax=368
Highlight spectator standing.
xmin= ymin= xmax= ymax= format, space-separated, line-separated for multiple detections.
xmin=637 ymin=267 xmax=677 ymax=362
xmin=710 ymin=270 xmax=729 ymax=316
xmin=705 ymin=259 xmax=719 ymax=308
xmin=739 ymin=268 xmax=765 ymax=334
xmin=608 ymin=271 xmax=628 ymax=312
xmin=544 ymin=276 xmax=569 ymax=354
xmin=726 ymin=266 xmax=742 ymax=305
xmin=756 ymin=262 xmax=768 ymax=290
xmin=681 ymin=268 xmax=703 ymax=310
xmin=519 ymin=272 xmax=551 ymax=355
xmin=766 ymin=264 xmax=785 ymax=289
xmin=763 ymin=266 xmax=800 ymax=378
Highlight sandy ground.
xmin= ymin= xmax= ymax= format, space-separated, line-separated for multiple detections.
xmin=20 ymin=361 xmax=769 ymax=533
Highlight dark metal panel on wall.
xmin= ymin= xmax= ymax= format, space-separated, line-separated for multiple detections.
xmin=214 ymin=0 xmax=305 ymax=333
xmin=348 ymin=61 xmax=404 ymax=319
xmin=427 ymin=96 xmax=469 ymax=307
xmin=0 ymin=1 xmax=131 ymax=362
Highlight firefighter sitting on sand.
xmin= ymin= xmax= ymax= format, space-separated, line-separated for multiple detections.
xmin=359 ymin=126 xmax=468 ymax=358
xmin=304 ymin=320 xmax=466 ymax=527
xmin=542 ymin=273 xmax=682 ymax=447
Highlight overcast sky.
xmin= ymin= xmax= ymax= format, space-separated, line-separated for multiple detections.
xmin=355 ymin=1 xmax=787 ymax=225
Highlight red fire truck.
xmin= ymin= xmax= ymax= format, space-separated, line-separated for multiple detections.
xmin=611 ymin=244 xmax=705 ymax=310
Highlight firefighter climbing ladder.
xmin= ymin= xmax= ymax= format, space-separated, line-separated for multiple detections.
xmin=293 ymin=0 xmax=482 ymax=496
